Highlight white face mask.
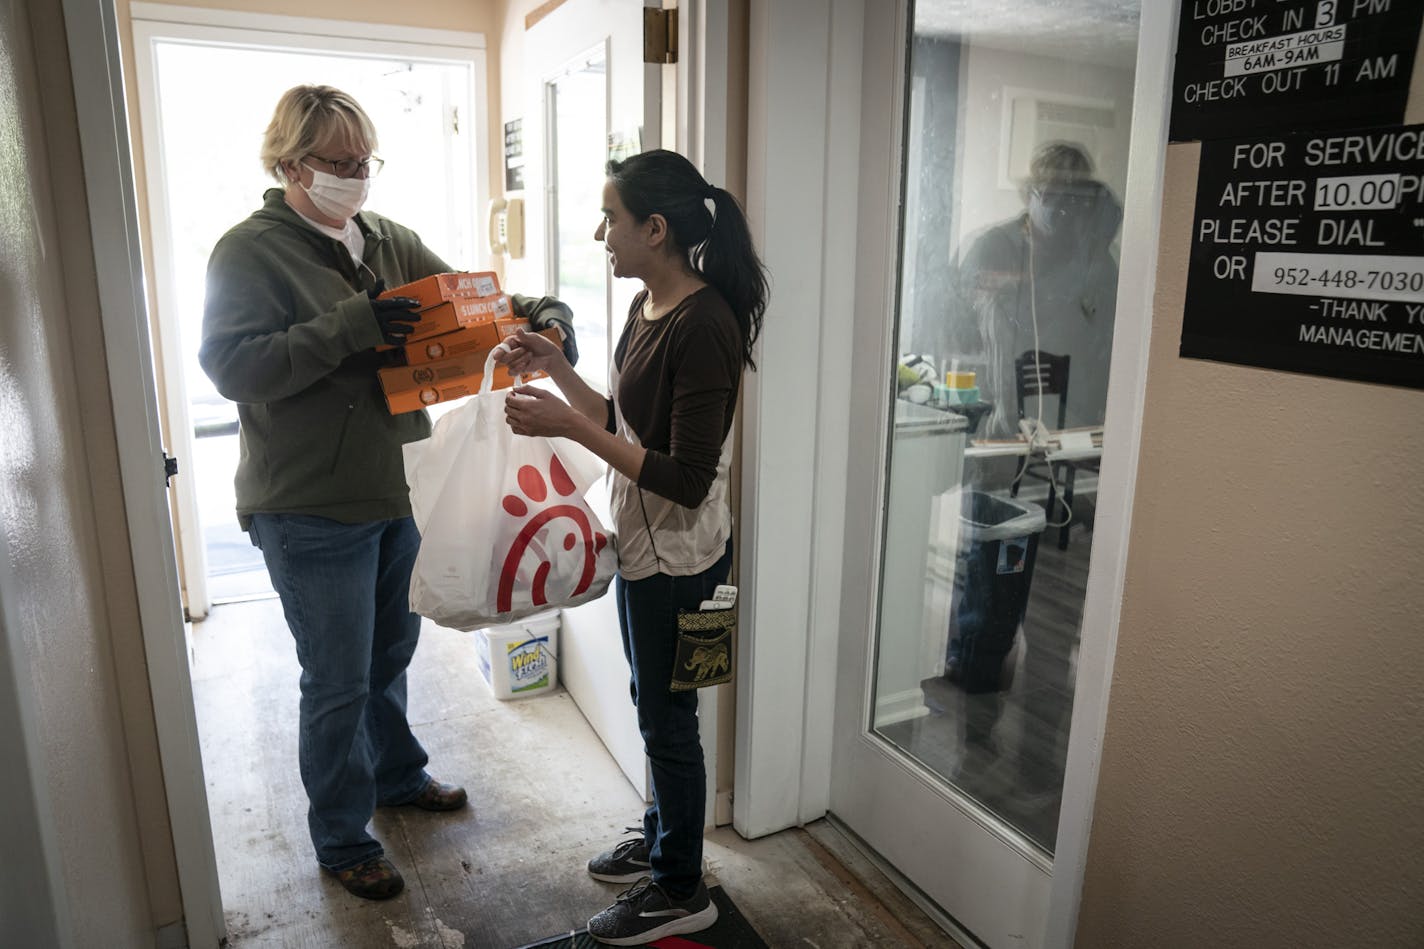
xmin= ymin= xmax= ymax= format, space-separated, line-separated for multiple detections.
xmin=1027 ymin=191 xmax=1058 ymax=237
xmin=298 ymin=163 xmax=371 ymax=221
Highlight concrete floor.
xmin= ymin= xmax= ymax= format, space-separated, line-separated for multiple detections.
xmin=190 ymin=597 xmax=962 ymax=948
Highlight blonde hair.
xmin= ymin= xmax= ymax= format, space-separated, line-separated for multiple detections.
xmin=260 ymin=85 xmax=378 ymax=185
xmin=1028 ymin=141 xmax=1094 ymax=188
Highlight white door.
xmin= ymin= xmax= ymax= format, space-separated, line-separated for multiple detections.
xmin=831 ymin=1 xmax=1149 ymax=945
xmin=520 ymin=0 xmax=666 ymax=796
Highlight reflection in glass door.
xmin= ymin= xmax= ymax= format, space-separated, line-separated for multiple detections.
xmin=832 ymin=1 xmax=1142 ymax=945
xmin=875 ymin=0 xmax=1136 ymax=858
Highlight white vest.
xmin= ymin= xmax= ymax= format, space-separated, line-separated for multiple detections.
xmin=607 ymin=356 xmax=733 ymax=581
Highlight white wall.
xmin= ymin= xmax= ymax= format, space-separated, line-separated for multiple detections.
xmin=735 ymin=0 xmax=863 ymax=836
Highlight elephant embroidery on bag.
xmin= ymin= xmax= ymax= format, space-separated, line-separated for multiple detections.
xmin=683 ymin=643 xmax=730 ymax=681
xmin=683 ymin=644 xmax=729 ymax=681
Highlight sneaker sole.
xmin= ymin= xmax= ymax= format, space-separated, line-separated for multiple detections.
xmin=587 ymin=867 xmax=651 ymax=883
xmin=589 ymin=901 xmax=719 ymax=946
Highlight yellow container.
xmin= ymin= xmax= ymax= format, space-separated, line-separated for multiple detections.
xmin=945 ymin=370 xmax=977 ymax=389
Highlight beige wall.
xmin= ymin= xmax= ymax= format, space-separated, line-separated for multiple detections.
xmin=1076 ymin=146 xmax=1424 ymax=949
xmin=2 ymin=0 xmax=183 ymax=940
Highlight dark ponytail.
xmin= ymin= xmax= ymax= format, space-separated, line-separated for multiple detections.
xmin=606 ymin=149 xmax=768 ymax=369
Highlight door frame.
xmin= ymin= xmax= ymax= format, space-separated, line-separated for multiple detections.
xmin=1043 ymin=4 xmax=1176 ymax=939
xmin=737 ymin=0 xmax=1176 ymax=942
xmin=61 ymin=0 xmax=224 ymax=944
xmin=736 ymin=0 xmax=867 ymax=838
xmin=68 ymin=2 xmax=491 ymax=944
xmin=127 ymin=1 xmax=490 ymax=620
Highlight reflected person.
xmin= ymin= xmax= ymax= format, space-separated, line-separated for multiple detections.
xmin=939 ymin=144 xmax=1121 ymax=816
xmin=944 ymin=141 xmax=1122 ymax=438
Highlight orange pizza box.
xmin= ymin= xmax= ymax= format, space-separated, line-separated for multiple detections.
xmin=404 ymin=318 xmax=537 ymax=365
xmin=377 ymin=329 xmax=559 ymax=415
xmin=404 ymin=292 xmax=515 ymax=343
xmin=382 ymin=271 xmax=501 ymax=309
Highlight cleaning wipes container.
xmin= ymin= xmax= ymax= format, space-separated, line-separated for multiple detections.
xmin=474 ymin=610 xmax=560 ymax=700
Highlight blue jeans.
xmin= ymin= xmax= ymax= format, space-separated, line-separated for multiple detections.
xmin=614 ymin=541 xmax=733 ymax=898
xmin=249 ymin=514 xmax=432 ymax=870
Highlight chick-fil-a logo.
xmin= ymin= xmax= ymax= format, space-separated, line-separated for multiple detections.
xmin=496 ymin=454 xmax=607 ymax=612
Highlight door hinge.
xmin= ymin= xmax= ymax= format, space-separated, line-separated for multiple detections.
xmin=163 ymin=451 xmax=179 ymax=487
xmin=643 ymin=7 xmax=678 ymax=64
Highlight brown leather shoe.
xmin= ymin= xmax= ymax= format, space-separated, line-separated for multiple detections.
xmin=330 ymin=856 xmax=404 ymax=900
xmin=407 ymin=777 xmax=468 ymax=812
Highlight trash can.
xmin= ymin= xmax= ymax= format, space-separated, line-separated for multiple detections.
xmin=945 ymin=491 xmax=1046 ymax=694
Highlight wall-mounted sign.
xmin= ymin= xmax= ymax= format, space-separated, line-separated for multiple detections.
xmin=1171 ymin=0 xmax=1423 ymax=143
xmin=504 ymin=118 xmax=524 ymax=192
xmin=1181 ymin=125 xmax=1424 ymax=390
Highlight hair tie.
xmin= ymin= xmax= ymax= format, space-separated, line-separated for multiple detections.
xmin=704 ymin=185 xmax=718 ymax=200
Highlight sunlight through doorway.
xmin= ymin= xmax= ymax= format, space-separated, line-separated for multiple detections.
xmin=133 ymin=17 xmax=484 ymax=610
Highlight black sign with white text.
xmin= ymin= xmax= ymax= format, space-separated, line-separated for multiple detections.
xmin=504 ymin=118 xmax=524 ymax=192
xmin=1181 ymin=125 xmax=1424 ymax=390
xmin=1171 ymin=0 xmax=1423 ymax=142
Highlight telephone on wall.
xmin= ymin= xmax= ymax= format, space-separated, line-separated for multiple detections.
xmin=488 ymin=197 xmax=525 ymax=258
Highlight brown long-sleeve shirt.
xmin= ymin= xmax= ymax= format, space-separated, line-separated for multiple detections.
xmin=612 ymin=286 xmax=743 ymax=509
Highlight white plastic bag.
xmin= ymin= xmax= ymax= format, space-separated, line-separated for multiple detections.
xmin=404 ymin=348 xmax=616 ymax=630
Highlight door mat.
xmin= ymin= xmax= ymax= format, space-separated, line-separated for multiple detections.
xmin=515 ymin=886 xmax=767 ymax=949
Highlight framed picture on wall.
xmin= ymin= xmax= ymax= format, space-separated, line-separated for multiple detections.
xmin=998 ymin=87 xmax=1116 ymax=191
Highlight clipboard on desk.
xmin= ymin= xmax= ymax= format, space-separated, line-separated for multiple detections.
xmin=966 ymin=427 xmax=1102 ymax=460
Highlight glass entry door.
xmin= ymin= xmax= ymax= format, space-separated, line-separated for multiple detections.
xmin=831 ymin=1 xmax=1142 ymax=944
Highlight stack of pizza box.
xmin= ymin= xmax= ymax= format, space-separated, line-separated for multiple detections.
xmin=375 ymin=271 xmax=558 ymax=414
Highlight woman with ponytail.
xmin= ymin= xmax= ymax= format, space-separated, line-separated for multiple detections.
xmin=497 ymin=148 xmax=766 ymax=944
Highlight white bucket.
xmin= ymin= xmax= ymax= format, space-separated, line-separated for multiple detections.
xmin=474 ymin=610 xmax=559 ymax=700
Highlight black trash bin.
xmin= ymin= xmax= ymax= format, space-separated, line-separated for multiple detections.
xmin=945 ymin=491 xmax=1046 ymax=694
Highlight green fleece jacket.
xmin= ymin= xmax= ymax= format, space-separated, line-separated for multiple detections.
xmin=200 ymin=189 xmax=450 ymax=528
xmin=200 ymin=189 xmax=450 ymax=526
xmin=201 ymin=190 xmax=577 ymax=529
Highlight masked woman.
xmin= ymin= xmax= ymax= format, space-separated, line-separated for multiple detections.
xmin=200 ymin=84 xmax=573 ymax=901
xmin=497 ymin=149 xmax=767 ymax=945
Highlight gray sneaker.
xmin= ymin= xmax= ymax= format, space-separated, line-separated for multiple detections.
xmin=587 ymin=877 xmax=718 ymax=946
xmin=587 ymin=831 xmax=652 ymax=883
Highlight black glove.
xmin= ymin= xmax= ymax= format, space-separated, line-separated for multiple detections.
xmin=367 ymin=280 xmax=422 ymax=346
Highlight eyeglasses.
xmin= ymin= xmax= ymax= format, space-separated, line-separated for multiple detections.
xmin=1031 ymin=185 xmax=1098 ymax=211
xmin=305 ymin=154 xmax=384 ymax=179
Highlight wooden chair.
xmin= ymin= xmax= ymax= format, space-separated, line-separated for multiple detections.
xmin=1011 ymin=351 xmax=1089 ymax=550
